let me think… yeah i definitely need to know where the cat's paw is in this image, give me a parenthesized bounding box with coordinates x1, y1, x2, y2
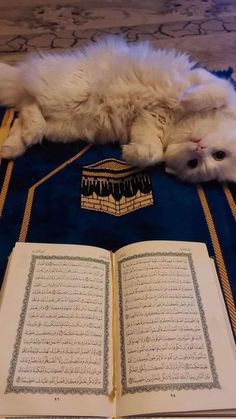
(122, 143, 163, 166)
(179, 87, 203, 112)
(180, 81, 231, 112)
(1, 137, 26, 159)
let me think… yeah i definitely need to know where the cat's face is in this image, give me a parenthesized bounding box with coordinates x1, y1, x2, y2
(164, 111, 236, 182)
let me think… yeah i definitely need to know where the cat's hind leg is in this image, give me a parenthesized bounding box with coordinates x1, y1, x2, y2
(1, 102, 46, 159)
(1, 118, 25, 159)
(20, 102, 46, 147)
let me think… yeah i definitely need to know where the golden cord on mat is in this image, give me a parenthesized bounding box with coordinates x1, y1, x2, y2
(0, 108, 15, 156)
(197, 184, 236, 332)
(19, 144, 92, 242)
(222, 183, 236, 221)
(0, 109, 15, 217)
(0, 161, 14, 217)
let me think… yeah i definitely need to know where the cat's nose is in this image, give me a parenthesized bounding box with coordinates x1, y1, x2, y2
(195, 144, 206, 152)
(194, 139, 206, 152)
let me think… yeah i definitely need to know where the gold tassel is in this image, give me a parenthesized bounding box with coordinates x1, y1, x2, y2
(0, 109, 15, 160)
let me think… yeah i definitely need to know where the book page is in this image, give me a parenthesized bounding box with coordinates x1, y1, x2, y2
(114, 241, 236, 417)
(0, 242, 115, 417)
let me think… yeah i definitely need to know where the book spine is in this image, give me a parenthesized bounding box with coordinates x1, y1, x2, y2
(109, 251, 117, 401)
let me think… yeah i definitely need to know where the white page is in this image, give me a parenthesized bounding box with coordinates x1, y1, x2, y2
(114, 241, 236, 417)
(0, 242, 115, 417)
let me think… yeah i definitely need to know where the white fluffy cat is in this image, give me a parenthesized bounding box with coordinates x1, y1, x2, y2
(0, 37, 236, 182)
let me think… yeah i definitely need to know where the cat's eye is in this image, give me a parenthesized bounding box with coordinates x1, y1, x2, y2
(187, 159, 198, 169)
(212, 151, 226, 161)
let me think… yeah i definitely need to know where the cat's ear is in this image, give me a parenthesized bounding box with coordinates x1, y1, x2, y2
(180, 79, 234, 113)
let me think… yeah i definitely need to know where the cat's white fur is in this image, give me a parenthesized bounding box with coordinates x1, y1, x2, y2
(0, 37, 236, 182)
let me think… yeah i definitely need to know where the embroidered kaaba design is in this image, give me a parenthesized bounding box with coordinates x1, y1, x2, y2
(81, 158, 154, 216)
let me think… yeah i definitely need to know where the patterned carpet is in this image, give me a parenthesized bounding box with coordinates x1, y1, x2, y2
(2, 0, 236, 74)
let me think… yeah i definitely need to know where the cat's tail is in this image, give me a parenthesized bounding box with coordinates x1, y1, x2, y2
(0, 63, 26, 106)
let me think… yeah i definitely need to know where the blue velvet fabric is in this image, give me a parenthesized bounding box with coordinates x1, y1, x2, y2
(0, 69, 235, 314)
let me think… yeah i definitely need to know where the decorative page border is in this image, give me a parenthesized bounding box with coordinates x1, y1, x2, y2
(6, 255, 110, 395)
(117, 252, 220, 395)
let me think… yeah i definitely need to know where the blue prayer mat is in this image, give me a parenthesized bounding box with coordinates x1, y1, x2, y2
(0, 69, 235, 333)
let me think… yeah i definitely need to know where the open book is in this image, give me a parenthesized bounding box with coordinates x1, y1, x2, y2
(0, 241, 235, 417)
